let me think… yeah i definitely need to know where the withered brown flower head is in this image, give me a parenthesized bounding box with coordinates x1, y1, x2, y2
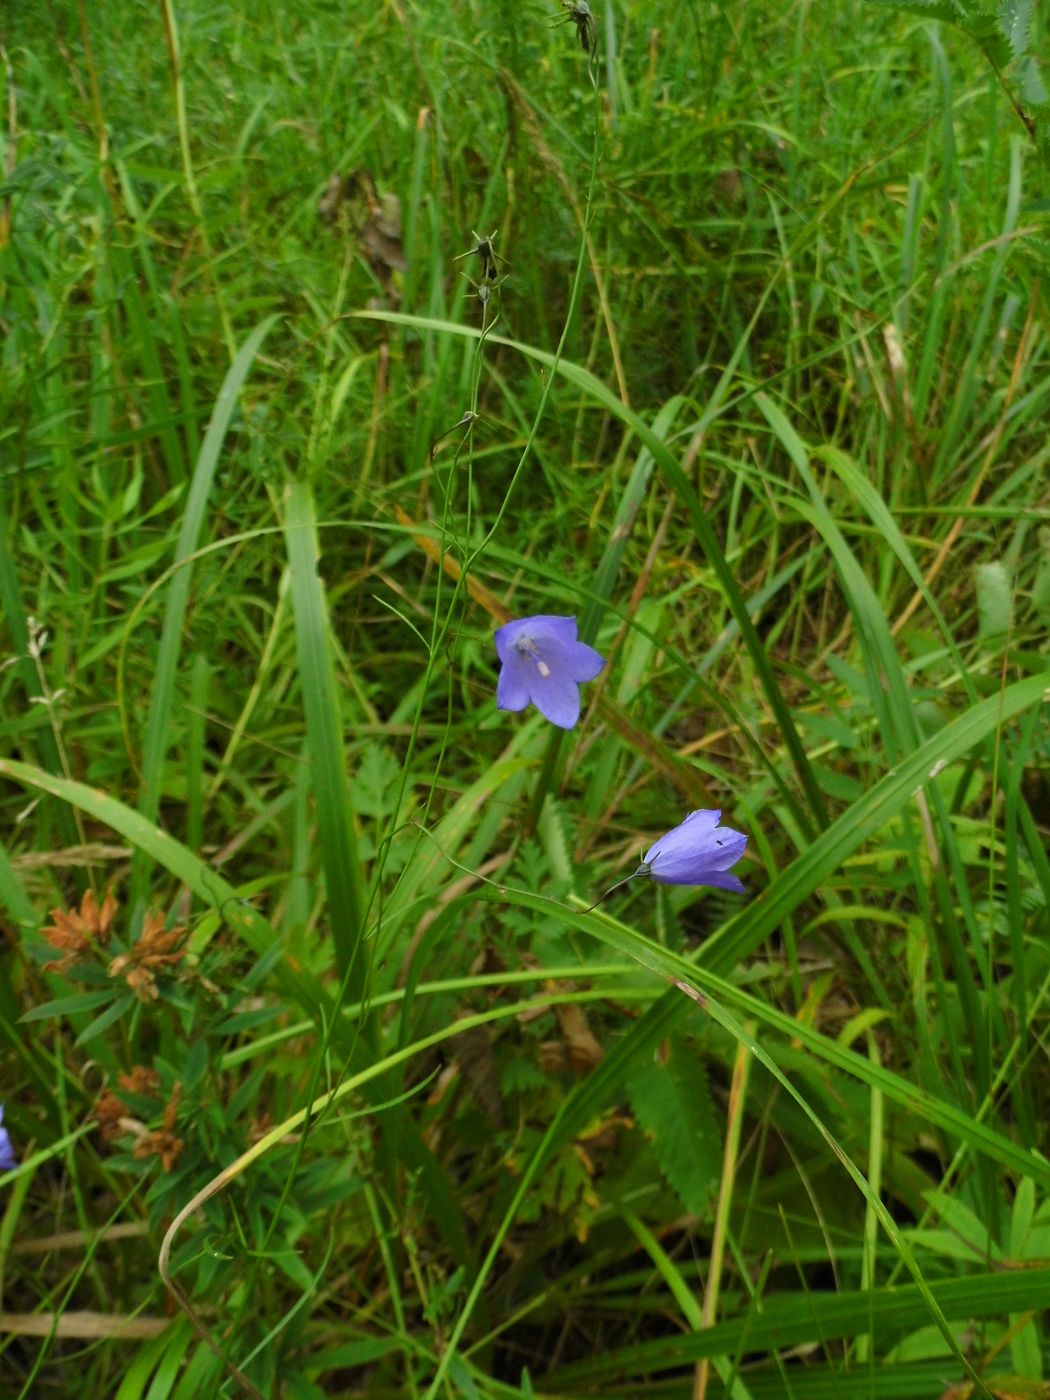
(41, 887, 118, 974)
(93, 1088, 131, 1144)
(118, 1066, 161, 1096)
(108, 910, 187, 1002)
(132, 1083, 183, 1171)
(93, 1075, 183, 1170)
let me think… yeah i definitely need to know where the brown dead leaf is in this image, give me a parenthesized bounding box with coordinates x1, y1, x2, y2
(0, 1310, 169, 1339)
(395, 506, 511, 623)
(249, 1112, 273, 1145)
(14, 844, 129, 870)
(92, 1089, 130, 1144)
(578, 1114, 633, 1150)
(941, 1381, 1050, 1400)
(94, 1068, 176, 1158)
(553, 1000, 605, 1071)
(452, 1023, 504, 1126)
(538, 1040, 569, 1073)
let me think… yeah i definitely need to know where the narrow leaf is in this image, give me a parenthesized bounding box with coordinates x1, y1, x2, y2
(283, 478, 368, 997)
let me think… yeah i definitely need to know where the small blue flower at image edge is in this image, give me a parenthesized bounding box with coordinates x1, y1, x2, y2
(0, 1105, 17, 1173)
(494, 615, 605, 730)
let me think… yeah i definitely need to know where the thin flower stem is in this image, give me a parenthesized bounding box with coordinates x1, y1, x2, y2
(580, 870, 646, 914)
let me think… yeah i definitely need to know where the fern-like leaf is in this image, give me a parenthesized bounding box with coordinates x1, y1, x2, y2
(627, 1036, 723, 1222)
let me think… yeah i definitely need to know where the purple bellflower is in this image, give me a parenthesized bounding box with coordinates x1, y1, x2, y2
(0, 1106, 17, 1174)
(641, 809, 747, 891)
(494, 615, 605, 730)
(585, 809, 747, 912)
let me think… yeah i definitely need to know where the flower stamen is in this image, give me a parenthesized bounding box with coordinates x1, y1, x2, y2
(515, 635, 551, 677)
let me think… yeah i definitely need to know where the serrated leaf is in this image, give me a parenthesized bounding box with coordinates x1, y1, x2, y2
(352, 742, 403, 818)
(626, 1036, 722, 1220)
(538, 796, 573, 885)
(965, 9, 1014, 63)
(864, 0, 1011, 63)
(999, 0, 1032, 58)
(501, 1058, 550, 1096)
(1020, 55, 1050, 112)
(975, 560, 1013, 639)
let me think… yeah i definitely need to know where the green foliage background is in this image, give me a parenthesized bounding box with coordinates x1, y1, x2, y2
(1, 0, 1049, 1397)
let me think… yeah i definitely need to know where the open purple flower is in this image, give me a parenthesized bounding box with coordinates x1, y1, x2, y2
(0, 1106, 17, 1173)
(641, 809, 747, 891)
(494, 615, 605, 730)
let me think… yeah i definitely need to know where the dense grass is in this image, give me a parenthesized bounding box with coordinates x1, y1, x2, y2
(2, 0, 1049, 1397)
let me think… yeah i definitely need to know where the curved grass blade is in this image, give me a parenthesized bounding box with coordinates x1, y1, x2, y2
(488, 882, 1047, 1188)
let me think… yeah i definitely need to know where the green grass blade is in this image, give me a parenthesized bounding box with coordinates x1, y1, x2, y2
(0, 492, 79, 847)
(544, 1266, 1050, 1383)
(494, 881, 1047, 1185)
(283, 478, 369, 1004)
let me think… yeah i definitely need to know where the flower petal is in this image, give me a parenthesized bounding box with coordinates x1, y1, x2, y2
(492, 615, 602, 729)
(529, 669, 581, 729)
(494, 618, 533, 664)
(526, 615, 580, 644)
(643, 809, 721, 866)
(646, 853, 722, 884)
(562, 639, 605, 682)
(496, 654, 531, 711)
(706, 830, 748, 870)
(695, 870, 746, 893)
(643, 810, 747, 889)
(0, 1107, 16, 1173)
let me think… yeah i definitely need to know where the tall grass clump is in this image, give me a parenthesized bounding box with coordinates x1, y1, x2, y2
(1, 0, 1049, 1397)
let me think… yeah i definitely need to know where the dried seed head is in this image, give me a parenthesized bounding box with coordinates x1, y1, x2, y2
(42, 887, 119, 974)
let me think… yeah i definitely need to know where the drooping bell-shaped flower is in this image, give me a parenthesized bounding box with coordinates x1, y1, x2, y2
(494, 615, 605, 730)
(641, 810, 747, 891)
(583, 809, 748, 913)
